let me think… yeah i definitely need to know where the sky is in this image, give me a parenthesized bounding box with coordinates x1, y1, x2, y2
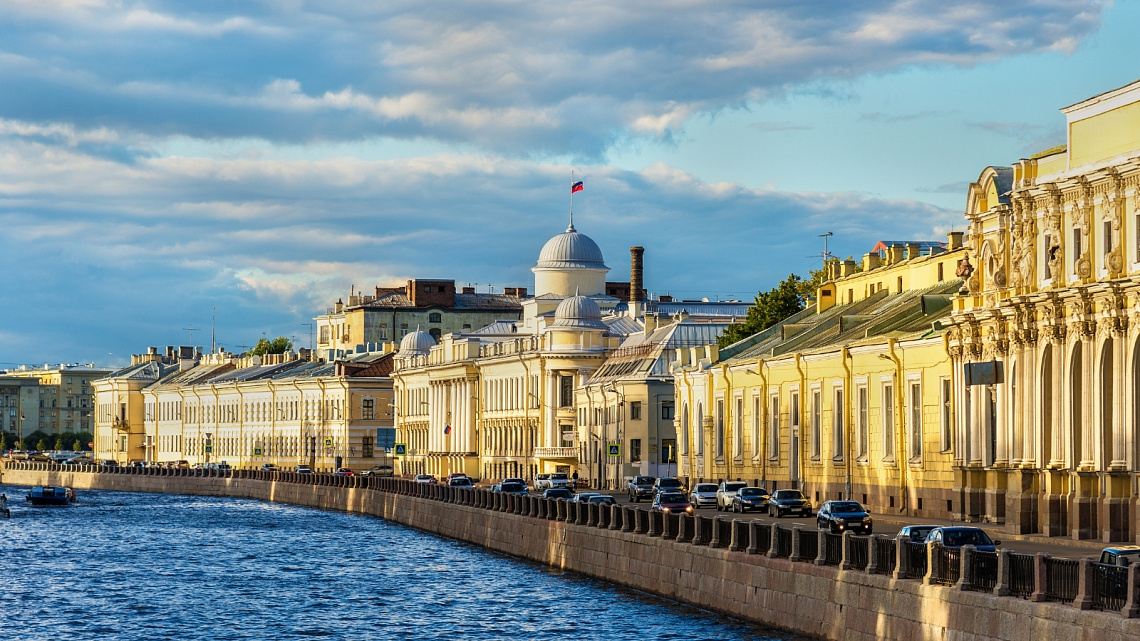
(0, 0, 1135, 367)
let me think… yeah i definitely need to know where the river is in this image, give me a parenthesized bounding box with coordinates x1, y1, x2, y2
(0, 484, 806, 640)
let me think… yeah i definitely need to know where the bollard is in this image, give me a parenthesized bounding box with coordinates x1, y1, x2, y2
(814, 531, 827, 566)
(709, 517, 724, 548)
(866, 535, 882, 574)
(576, 502, 589, 525)
(598, 504, 611, 529)
(587, 503, 599, 527)
(559, 499, 569, 522)
(676, 513, 693, 543)
(609, 504, 622, 530)
(956, 544, 975, 590)
(892, 536, 909, 580)
(536, 497, 547, 519)
(839, 531, 853, 570)
(693, 516, 711, 546)
(648, 511, 663, 537)
(922, 542, 938, 585)
(622, 507, 636, 533)
(565, 501, 576, 523)
(1122, 563, 1140, 618)
(635, 509, 650, 535)
(789, 526, 803, 562)
(746, 521, 762, 555)
(1029, 553, 1050, 601)
(729, 520, 748, 552)
(1073, 557, 1095, 610)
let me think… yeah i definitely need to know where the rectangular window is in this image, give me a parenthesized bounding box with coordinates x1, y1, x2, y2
(857, 386, 868, 459)
(362, 398, 375, 420)
(734, 397, 743, 457)
(1073, 228, 1083, 268)
(660, 401, 674, 420)
(1043, 234, 1052, 280)
(559, 375, 574, 407)
(768, 395, 779, 460)
(811, 389, 821, 460)
(937, 262, 944, 282)
(833, 387, 844, 460)
(909, 381, 923, 460)
(715, 399, 725, 458)
(629, 401, 642, 420)
(940, 378, 952, 452)
(1104, 220, 1113, 256)
(883, 383, 895, 461)
(362, 436, 374, 458)
(629, 438, 642, 463)
(661, 438, 676, 464)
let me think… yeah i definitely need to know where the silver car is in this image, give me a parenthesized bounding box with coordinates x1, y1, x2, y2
(716, 481, 748, 511)
(533, 473, 552, 490)
(688, 483, 718, 508)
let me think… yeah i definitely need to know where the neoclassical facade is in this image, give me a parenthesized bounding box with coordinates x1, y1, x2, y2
(945, 79, 1140, 541)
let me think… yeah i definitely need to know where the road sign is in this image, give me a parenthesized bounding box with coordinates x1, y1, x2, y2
(376, 428, 396, 449)
(204, 445, 213, 454)
(323, 437, 333, 448)
(394, 443, 407, 457)
(608, 443, 621, 457)
(253, 447, 263, 456)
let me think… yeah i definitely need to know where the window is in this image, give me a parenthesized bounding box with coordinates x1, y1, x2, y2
(897, 276, 903, 293)
(1073, 228, 1083, 267)
(768, 395, 779, 459)
(940, 378, 952, 452)
(629, 401, 641, 420)
(833, 387, 844, 459)
(362, 398, 375, 420)
(857, 386, 868, 459)
(429, 328, 442, 340)
(883, 383, 895, 460)
(937, 262, 944, 282)
(909, 381, 922, 460)
(1104, 220, 1113, 257)
(559, 376, 574, 407)
(715, 399, 725, 458)
(733, 397, 743, 457)
(661, 401, 674, 420)
(629, 438, 642, 463)
(661, 438, 676, 463)
(810, 389, 821, 459)
(362, 436, 374, 458)
(679, 404, 688, 455)
(1043, 234, 1053, 280)
(429, 312, 442, 323)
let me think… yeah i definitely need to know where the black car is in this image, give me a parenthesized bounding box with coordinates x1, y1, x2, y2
(627, 476, 656, 502)
(730, 487, 770, 513)
(816, 500, 872, 534)
(653, 477, 684, 495)
(767, 489, 812, 518)
(542, 488, 574, 500)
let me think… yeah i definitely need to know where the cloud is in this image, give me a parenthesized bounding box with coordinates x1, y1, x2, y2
(0, 123, 957, 364)
(0, 1, 1106, 157)
(750, 121, 812, 132)
(918, 181, 971, 194)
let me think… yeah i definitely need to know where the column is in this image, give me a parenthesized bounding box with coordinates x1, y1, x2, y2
(1111, 332, 1126, 469)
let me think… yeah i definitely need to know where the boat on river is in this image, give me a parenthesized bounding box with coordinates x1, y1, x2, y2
(25, 486, 76, 506)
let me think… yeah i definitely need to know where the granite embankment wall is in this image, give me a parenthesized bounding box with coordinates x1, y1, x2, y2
(4, 464, 1139, 641)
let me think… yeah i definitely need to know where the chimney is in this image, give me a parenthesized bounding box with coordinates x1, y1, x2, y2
(905, 243, 921, 260)
(629, 246, 645, 318)
(644, 313, 658, 336)
(888, 245, 905, 265)
(947, 231, 964, 250)
(840, 259, 857, 277)
(462, 286, 475, 294)
(863, 252, 880, 272)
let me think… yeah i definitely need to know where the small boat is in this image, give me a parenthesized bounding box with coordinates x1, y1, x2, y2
(25, 486, 77, 506)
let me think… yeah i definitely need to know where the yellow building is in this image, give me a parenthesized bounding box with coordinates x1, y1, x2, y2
(674, 238, 967, 519)
(94, 348, 393, 470)
(3, 365, 113, 435)
(945, 78, 1140, 541)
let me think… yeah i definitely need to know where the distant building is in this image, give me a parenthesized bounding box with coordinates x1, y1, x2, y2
(0, 376, 40, 438)
(314, 279, 526, 360)
(1, 364, 114, 436)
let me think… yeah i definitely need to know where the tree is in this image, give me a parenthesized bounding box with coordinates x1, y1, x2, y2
(55, 437, 64, 451)
(251, 336, 292, 356)
(0, 433, 6, 451)
(36, 439, 49, 452)
(718, 274, 807, 347)
(73, 439, 83, 452)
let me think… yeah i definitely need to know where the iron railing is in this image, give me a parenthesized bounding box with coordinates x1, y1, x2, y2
(774, 526, 792, 558)
(819, 531, 843, 566)
(1044, 558, 1079, 602)
(970, 551, 998, 591)
(930, 546, 960, 586)
(848, 536, 869, 571)
(904, 541, 927, 580)
(1092, 563, 1129, 612)
(753, 523, 772, 553)
(798, 529, 818, 563)
(873, 537, 896, 575)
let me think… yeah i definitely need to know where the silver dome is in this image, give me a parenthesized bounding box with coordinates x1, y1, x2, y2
(552, 294, 608, 330)
(399, 329, 437, 355)
(536, 224, 607, 269)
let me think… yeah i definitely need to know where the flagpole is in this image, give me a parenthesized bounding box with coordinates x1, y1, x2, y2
(569, 169, 575, 230)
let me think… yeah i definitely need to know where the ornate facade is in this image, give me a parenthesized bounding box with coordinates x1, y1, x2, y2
(946, 78, 1140, 541)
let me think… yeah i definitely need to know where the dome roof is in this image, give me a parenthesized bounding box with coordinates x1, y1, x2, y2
(535, 224, 607, 270)
(552, 294, 608, 330)
(399, 329, 437, 355)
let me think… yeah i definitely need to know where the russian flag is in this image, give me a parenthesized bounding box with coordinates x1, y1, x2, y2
(571, 181, 584, 193)
(444, 424, 451, 435)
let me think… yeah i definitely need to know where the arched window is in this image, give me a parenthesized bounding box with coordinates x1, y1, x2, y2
(1041, 345, 1054, 465)
(429, 312, 442, 323)
(1101, 339, 1115, 466)
(695, 404, 704, 455)
(680, 403, 689, 455)
(1071, 342, 1083, 467)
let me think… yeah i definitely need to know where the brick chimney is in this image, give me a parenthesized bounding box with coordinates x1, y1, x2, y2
(629, 246, 645, 318)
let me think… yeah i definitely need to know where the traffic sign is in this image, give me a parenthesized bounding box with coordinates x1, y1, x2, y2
(608, 443, 621, 457)
(323, 437, 333, 448)
(253, 447, 263, 456)
(394, 443, 407, 456)
(204, 445, 213, 453)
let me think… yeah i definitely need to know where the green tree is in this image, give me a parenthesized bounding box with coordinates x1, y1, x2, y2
(73, 439, 83, 452)
(0, 432, 6, 451)
(36, 439, 49, 451)
(55, 436, 64, 451)
(251, 336, 292, 356)
(719, 273, 807, 347)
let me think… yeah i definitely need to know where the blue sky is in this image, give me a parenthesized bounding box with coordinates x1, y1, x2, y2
(0, 0, 1132, 366)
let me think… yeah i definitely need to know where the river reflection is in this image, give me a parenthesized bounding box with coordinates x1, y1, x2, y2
(0, 485, 807, 640)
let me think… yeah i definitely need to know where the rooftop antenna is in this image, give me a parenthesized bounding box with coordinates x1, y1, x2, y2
(182, 324, 197, 346)
(809, 231, 834, 266)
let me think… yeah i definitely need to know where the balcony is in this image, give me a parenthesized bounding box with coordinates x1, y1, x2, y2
(535, 446, 578, 460)
(112, 417, 130, 432)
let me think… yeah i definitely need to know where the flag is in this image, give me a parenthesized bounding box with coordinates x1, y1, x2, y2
(444, 424, 451, 435)
(571, 181, 584, 193)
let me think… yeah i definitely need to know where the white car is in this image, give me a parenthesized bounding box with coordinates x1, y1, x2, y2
(533, 473, 552, 490)
(716, 481, 748, 511)
(548, 472, 572, 490)
(688, 483, 718, 509)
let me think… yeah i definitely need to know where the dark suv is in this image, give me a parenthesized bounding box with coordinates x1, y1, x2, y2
(627, 476, 656, 502)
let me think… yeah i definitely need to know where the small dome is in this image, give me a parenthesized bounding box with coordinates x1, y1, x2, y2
(399, 329, 437, 355)
(552, 294, 608, 330)
(536, 224, 606, 269)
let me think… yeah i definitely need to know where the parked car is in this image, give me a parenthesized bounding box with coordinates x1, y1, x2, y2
(586, 495, 616, 507)
(767, 489, 812, 518)
(716, 481, 748, 511)
(651, 491, 693, 514)
(688, 483, 719, 509)
(260, 463, 280, 471)
(333, 467, 354, 476)
(627, 476, 656, 502)
(295, 464, 313, 474)
(731, 487, 770, 513)
(571, 492, 603, 503)
(1100, 546, 1140, 566)
(653, 477, 684, 496)
(816, 500, 872, 534)
(542, 488, 574, 500)
(925, 526, 999, 552)
(498, 481, 528, 495)
(360, 463, 396, 474)
(215, 462, 232, 472)
(413, 474, 437, 484)
(448, 477, 473, 488)
(896, 525, 939, 543)
(174, 460, 190, 469)
(503, 477, 528, 491)
(533, 473, 552, 490)
(548, 472, 573, 490)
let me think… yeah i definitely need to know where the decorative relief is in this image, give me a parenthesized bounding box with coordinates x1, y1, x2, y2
(1009, 199, 1036, 289)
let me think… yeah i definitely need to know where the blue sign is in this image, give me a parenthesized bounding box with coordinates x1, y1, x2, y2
(376, 428, 396, 449)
